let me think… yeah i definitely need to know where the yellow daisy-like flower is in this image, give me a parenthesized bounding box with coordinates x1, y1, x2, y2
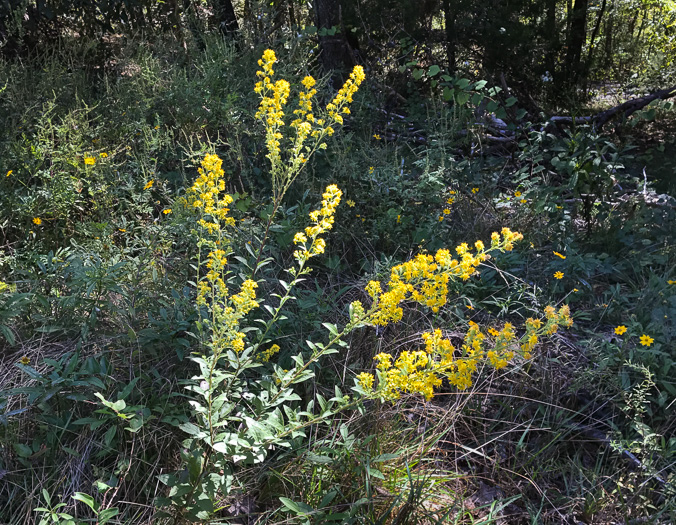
(443, 208, 451, 215)
(6, 170, 12, 177)
(84, 156, 96, 165)
(19, 356, 30, 365)
(373, 134, 381, 140)
(32, 217, 42, 225)
(614, 325, 627, 335)
(163, 209, 172, 215)
(99, 152, 108, 158)
(346, 199, 356, 207)
(144, 179, 154, 190)
(639, 334, 654, 347)
(554, 271, 564, 279)
(514, 191, 522, 197)
(553, 251, 566, 259)
(471, 187, 479, 194)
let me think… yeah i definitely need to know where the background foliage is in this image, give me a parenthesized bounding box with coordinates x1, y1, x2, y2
(0, 1, 675, 524)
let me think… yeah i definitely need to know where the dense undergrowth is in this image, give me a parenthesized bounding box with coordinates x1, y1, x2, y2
(0, 33, 675, 524)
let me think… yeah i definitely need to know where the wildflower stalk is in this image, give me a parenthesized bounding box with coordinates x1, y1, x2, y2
(250, 49, 365, 276)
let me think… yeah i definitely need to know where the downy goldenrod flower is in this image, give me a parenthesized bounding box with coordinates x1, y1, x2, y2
(639, 334, 654, 347)
(254, 49, 364, 200)
(554, 271, 564, 279)
(144, 179, 154, 190)
(293, 185, 342, 264)
(84, 156, 96, 165)
(614, 325, 627, 335)
(32, 217, 42, 225)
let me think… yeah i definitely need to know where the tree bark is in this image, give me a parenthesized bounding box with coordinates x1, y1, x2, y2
(565, 0, 589, 87)
(443, 0, 456, 74)
(313, 0, 355, 84)
(213, 0, 240, 38)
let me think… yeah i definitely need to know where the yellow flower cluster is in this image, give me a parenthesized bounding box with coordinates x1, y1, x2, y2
(259, 344, 281, 362)
(362, 228, 523, 325)
(253, 49, 364, 200)
(188, 154, 236, 234)
(198, 248, 259, 354)
(325, 65, 366, 127)
(293, 185, 342, 264)
(358, 305, 573, 401)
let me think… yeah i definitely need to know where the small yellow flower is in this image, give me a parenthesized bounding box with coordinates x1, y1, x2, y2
(373, 134, 381, 140)
(520, 199, 528, 203)
(19, 356, 30, 365)
(639, 334, 654, 347)
(471, 187, 479, 194)
(443, 208, 451, 215)
(32, 217, 42, 225)
(118, 228, 126, 232)
(163, 209, 172, 215)
(614, 325, 627, 335)
(99, 152, 108, 158)
(447, 197, 455, 204)
(84, 156, 96, 165)
(553, 251, 566, 259)
(573, 288, 579, 292)
(514, 191, 522, 197)
(449, 190, 457, 195)
(6, 170, 12, 177)
(346, 199, 355, 207)
(554, 271, 564, 280)
(438, 215, 444, 222)
(396, 214, 401, 223)
(368, 166, 374, 174)
(668, 280, 676, 285)
(144, 179, 154, 190)
(155, 125, 160, 129)
(466, 304, 474, 310)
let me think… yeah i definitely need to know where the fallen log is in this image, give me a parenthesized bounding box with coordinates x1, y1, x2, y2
(548, 85, 676, 130)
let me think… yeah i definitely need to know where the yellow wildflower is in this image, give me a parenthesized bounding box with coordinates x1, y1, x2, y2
(553, 251, 566, 259)
(32, 217, 42, 225)
(163, 209, 172, 215)
(346, 199, 356, 207)
(144, 179, 154, 190)
(20, 356, 30, 365)
(514, 191, 522, 197)
(554, 271, 564, 279)
(639, 334, 654, 347)
(614, 325, 627, 335)
(99, 152, 108, 158)
(84, 156, 96, 165)
(471, 187, 479, 194)
(6, 170, 12, 177)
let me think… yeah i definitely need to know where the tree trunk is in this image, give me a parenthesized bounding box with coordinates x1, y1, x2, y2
(585, 0, 607, 78)
(565, 0, 589, 87)
(313, 0, 355, 84)
(213, 0, 240, 38)
(443, 0, 456, 74)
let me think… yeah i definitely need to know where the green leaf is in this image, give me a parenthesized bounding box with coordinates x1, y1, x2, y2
(73, 492, 99, 512)
(428, 65, 441, 77)
(13, 443, 33, 458)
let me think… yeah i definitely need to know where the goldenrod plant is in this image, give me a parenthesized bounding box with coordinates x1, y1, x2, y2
(160, 50, 574, 521)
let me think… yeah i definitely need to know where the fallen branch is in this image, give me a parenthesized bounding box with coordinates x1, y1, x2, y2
(548, 85, 676, 130)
